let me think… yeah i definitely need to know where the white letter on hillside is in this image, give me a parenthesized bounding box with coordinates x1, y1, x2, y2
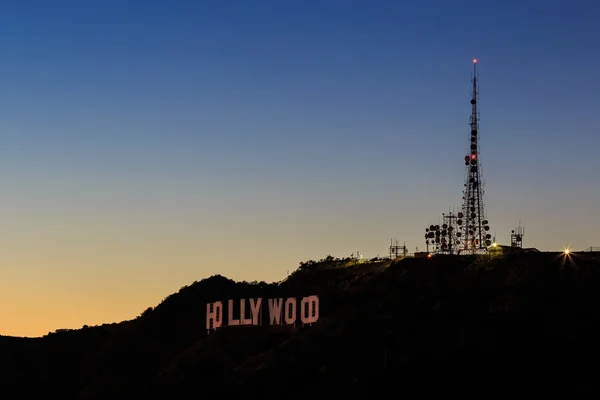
(300, 295, 319, 325)
(250, 298, 262, 325)
(228, 299, 240, 326)
(206, 301, 223, 330)
(240, 299, 253, 325)
(284, 298, 297, 325)
(268, 298, 283, 325)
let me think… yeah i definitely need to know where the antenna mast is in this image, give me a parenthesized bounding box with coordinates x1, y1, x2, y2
(510, 222, 524, 248)
(458, 59, 491, 253)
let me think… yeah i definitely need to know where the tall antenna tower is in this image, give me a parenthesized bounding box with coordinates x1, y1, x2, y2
(458, 59, 491, 253)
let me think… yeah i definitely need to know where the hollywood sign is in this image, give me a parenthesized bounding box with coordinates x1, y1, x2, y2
(206, 295, 319, 331)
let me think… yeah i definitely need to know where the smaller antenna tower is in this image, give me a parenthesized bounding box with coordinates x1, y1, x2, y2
(389, 238, 407, 259)
(424, 209, 462, 254)
(510, 223, 524, 248)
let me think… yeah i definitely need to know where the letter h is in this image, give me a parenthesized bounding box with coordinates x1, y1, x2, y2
(206, 301, 223, 331)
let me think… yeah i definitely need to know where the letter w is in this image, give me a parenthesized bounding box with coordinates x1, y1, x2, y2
(268, 298, 283, 325)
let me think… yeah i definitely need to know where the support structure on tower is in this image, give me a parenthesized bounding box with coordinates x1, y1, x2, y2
(457, 59, 491, 254)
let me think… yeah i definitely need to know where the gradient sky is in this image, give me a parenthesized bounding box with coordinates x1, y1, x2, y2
(1, 0, 599, 337)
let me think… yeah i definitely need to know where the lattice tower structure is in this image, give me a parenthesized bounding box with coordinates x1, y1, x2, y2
(458, 59, 491, 253)
(425, 210, 461, 254)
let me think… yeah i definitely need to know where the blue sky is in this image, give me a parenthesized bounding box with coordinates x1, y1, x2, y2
(1, 0, 599, 336)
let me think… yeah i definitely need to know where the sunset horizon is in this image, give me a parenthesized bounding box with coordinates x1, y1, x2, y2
(2, 0, 599, 338)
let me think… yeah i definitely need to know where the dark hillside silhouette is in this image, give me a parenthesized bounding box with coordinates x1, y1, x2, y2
(3, 252, 600, 398)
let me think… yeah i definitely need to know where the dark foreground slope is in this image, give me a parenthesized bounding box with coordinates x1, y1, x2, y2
(2, 252, 600, 398)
